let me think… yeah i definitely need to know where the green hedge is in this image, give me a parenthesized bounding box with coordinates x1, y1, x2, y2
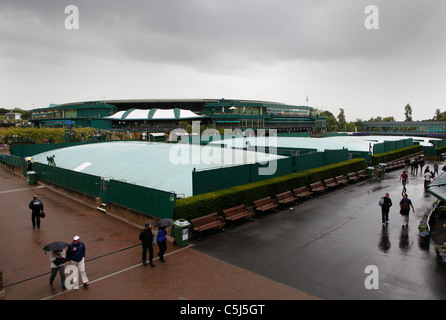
(371, 145, 422, 165)
(174, 158, 366, 221)
(437, 145, 446, 155)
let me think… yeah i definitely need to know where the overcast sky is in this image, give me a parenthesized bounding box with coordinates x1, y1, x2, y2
(1, 0, 445, 121)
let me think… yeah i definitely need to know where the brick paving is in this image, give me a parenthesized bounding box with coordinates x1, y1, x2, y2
(0, 166, 319, 300)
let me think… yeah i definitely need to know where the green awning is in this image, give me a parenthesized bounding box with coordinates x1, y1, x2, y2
(427, 172, 446, 201)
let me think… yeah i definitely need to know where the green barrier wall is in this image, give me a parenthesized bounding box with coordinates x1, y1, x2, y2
(192, 149, 350, 196)
(107, 180, 176, 219)
(0, 154, 176, 219)
(0, 154, 26, 167)
(33, 162, 101, 197)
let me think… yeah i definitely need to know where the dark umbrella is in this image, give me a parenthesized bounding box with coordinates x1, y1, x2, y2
(42, 241, 69, 252)
(156, 218, 174, 228)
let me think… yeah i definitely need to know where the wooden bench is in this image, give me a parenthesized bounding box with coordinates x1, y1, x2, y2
(310, 181, 327, 194)
(254, 197, 278, 218)
(357, 170, 368, 179)
(335, 175, 349, 186)
(323, 177, 339, 189)
(191, 212, 226, 240)
(347, 172, 360, 182)
(292, 186, 313, 201)
(276, 191, 297, 206)
(223, 204, 254, 228)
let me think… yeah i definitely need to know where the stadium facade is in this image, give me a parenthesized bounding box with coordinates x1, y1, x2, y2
(30, 98, 326, 133)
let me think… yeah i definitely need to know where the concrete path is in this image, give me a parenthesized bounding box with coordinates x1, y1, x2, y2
(191, 162, 446, 300)
(0, 166, 317, 301)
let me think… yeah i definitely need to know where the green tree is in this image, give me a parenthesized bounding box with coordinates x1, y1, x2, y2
(354, 118, 364, 132)
(337, 108, 346, 131)
(320, 110, 338, 132)
(404, 104, 412, 121)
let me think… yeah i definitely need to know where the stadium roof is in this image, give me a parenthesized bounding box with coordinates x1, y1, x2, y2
(104, 108, 206, 121)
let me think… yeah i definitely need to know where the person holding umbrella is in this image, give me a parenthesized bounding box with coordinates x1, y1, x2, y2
(154, 219, 173, 263)
(43, 241, 69, 289)
(50, 249, 66, 288)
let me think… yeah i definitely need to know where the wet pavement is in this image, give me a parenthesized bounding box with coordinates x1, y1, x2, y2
(0, 166, 317, 301)
(1, 160, 445, 301)
(191, 162, 446, 300)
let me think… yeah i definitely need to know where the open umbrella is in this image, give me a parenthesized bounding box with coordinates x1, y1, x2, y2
(42, 241, 69, 253)
(156, 218, 174, 228)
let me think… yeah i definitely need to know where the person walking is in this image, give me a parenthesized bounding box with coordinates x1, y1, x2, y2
(434, 162, 439, 177)
(399, 170, 408, 193)
(424, 170, 433, 189)
(139, 222, 155, 267)
(67, 235, 89, 288)
(419, 158, 425, 174)
(379, 193, 392, 225)
(155, 226, 168, 263)
(399, 193, 415, 228)
(29, 194, 44, 229)
(413, 159, 419, 175)
(49, 249, 66, 289)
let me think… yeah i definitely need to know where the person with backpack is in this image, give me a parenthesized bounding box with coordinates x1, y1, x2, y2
(399, 193, 415, 227)
(379, 193, 392, 225)
(29, 194, 44, 229)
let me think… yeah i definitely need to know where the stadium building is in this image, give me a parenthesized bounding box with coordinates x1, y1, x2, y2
(30, 99, 326, 133)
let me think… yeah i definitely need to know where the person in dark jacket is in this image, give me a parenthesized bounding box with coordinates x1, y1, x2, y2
(379, 193, 392, 225)
(139, 222, 155, 267)
(399, 193, 415, 227)
(29, 194, 44, 229)
(67, 235, 89, 288)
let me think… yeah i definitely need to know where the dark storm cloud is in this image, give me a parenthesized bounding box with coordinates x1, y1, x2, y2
(2, 0, 444, 70)
(1, 0, 445, 119)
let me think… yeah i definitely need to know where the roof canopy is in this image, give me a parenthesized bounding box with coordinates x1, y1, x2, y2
(104, 108, 206, 121)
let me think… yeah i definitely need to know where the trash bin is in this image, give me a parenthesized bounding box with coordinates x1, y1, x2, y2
(366, 166, 374, 178)
(441, 153, 445, 161)
(172, 219, 191, 247)
(378, 163, 386, 172)
(27, 171, 37, 185)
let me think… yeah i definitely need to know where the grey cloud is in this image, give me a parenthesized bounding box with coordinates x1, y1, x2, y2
(2, 0, 445, 71)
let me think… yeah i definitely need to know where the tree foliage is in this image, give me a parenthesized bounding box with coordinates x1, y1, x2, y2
(0, 127, 116, 144)
(404, 104, 413, 121)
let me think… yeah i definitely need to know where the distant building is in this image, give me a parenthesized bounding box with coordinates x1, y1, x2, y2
(5, 112, 21, 120)
(363, 121, 446, 138)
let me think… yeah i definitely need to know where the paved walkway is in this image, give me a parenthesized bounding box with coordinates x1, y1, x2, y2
(0, 166, 318, 301)
(192, 161, 446, 300)
(2, 160, 445, 302)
